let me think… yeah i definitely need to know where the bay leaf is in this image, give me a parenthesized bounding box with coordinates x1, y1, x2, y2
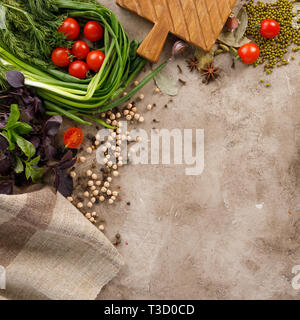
(218, 7, 251, 48)
(154, 71, 178, 96)
(235, 7, 248, 42)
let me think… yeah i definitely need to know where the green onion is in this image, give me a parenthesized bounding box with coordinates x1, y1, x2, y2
(0, 0, 167, 127)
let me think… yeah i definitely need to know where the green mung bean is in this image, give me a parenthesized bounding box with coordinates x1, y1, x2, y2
(245, 0, 300, 73)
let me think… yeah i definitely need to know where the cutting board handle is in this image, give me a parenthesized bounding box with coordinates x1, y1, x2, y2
(137, 18, 169, 63)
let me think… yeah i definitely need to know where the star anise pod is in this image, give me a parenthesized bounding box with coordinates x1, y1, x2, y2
(201, 63, 220, 84)
(186, 57, 199, 72)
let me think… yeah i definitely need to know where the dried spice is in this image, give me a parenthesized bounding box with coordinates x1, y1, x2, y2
(218, 7, 251, 48)
(186, 57, 199, 72)
(245, 0, 300, 73)
(177, 65, 183, 73)
(178, 78, 187, 85)
(201, 63, 220, 84)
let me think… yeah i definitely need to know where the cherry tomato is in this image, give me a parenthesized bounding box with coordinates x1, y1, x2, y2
(72, 40, 90, 59)
(86, 50, 105, 72)
(58, 17, 80, 41)
(51, 47, 71, 67)
(238, 43, 260, 64)
(260, 19, 280, 39)
(68, 60, 89, 79)
(84, 21, 103, 42)
(63, 127, 84, 149)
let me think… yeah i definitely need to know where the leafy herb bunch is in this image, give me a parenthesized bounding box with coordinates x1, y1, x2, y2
(0, 71, 75, 195)
(0, 0, 166, 125)
(0, 0, 70, 70)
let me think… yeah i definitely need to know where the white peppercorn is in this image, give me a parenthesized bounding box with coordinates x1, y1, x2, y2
(70, 171, 76, 178)
(87, 202, 93, 208)
(86, 170, 92, 177)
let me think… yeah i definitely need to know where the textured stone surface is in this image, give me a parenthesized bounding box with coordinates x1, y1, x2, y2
(97, 0, 300, 300)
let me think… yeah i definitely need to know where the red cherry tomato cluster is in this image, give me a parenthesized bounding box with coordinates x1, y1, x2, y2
(51, 18, 105, 79)
(238, 19, 280, 65)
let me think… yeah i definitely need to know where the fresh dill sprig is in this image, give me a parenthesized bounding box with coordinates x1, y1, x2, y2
(23, 0, 60, 21)
(0, 61, 14, 89)
(0, 0, 70, 68)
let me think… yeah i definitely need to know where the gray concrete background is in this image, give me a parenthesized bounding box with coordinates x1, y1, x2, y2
(96, 0, 300, 299)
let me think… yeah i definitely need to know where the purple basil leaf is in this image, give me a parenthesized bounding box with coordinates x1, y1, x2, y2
(13, 88, 23, 96)
(33, 97, 44, 114)
(0, 135, 8, 150)
(0, 150, 14, 175)
(22, 95, 34, 105)
(0, 182, 13, 195)
(30, 136, 40, 149)
(55, 170, 73, 197)
(6, 71, 25, 89)
(43, 136, 57, 161)
(60, 150, 73, 163)
(44, 115, 63, 137)
(44, 144, 57, 161)
(58, 158, 77, 170)
(0, 113, 9, 129)
(24, 105, 35, 121)
(0, 136, 14, 175)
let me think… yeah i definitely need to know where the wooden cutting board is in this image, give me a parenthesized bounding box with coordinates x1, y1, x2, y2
(116, 0, 237, 62)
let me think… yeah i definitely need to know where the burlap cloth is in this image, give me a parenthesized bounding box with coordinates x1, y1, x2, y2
(0, 187, 124, 300)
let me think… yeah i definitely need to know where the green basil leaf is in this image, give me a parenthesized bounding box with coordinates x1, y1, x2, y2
(12, 122, 32, 135)
(29, 155, 40, 166)
(2, 130, 16, 151)
(30, 167, 43, 183)
(25, 162, 43, 183)
(6, 104, 20, 129)
(15, 135, 36, 159)
(25, 164, 32, 180)
(14, 156, 24, 174)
